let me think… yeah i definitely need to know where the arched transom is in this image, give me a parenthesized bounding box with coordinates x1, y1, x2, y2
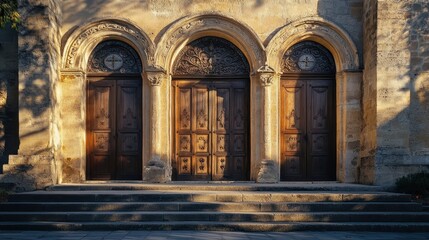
(173, 37, 250, 76)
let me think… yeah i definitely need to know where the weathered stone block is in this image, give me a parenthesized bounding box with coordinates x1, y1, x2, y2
(256, 160, 279, 183)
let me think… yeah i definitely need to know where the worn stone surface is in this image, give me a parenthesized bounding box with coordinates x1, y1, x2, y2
(361, 0, 429, 186)
(0, 0, 62, 188)
(257, 160, 279, 183)
(1, 0, 429, 189)
(143, 157, 168, 183)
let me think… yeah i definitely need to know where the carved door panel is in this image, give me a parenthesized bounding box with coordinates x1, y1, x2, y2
(87, 78, 142, 180)
(280, 79, 334, 181)
(174, 80, 249, 181)
(116, 80, 142, 179)
(281, 80, 307, 180)
(307, 80, 335, 180)
(87, 80, 115, 180)
(212, 81, 248, 180)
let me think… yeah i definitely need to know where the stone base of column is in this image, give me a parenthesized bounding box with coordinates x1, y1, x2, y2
(256, 159, 279, 183)
(0, 155, 55, 191)
(143, 156, 169, 183)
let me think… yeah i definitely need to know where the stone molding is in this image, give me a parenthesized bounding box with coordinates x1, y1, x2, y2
(145, 68, 167, 86)
(266, 17, 360, 72)
(155, 13, 266, 73)
(255, 64, 276, 87)
(62, 17, 155, 70)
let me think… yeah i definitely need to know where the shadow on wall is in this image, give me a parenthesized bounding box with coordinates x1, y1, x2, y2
(363, 1, 428, 185)
(0, 25, 19, 174)
(0, 0, 62, 191)
(375, 1, 429, 185)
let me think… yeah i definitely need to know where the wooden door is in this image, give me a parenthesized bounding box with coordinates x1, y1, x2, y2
(87, 78, 142, 180)
(173, 79, 249, 181)
(281, 78, 335, 181)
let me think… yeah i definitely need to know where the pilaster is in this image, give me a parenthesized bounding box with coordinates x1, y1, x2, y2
(144, 68, 170, 182)
(255, 65, 279, 183)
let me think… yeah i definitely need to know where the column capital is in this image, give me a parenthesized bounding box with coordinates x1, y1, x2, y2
(255, 64, 276, 87)
(145, 67, 167, 86)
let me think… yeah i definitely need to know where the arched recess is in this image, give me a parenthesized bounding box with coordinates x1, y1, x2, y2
(267, 17, 362, 183)
(62, 18, 155, 70)
(155, 13, 265, 73)
(266, 17, 359, 73)
(58, 18, 154, 183)
(152, 13, 269, 181)
(86, 40, 143, 180)
(171, 36, 251, 181)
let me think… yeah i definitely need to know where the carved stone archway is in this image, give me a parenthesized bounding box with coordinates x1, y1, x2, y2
(267, 17, 362, 183)
(155, 13, 265, 73)
(59, 18, 155, 183)
(266, 17, 359, 72)
(151, 14, 276, 182)
(62, 18, 154, 70)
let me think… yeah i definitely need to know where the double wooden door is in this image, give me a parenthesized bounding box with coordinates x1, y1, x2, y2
(173, 79, 249, 181)
(87, 78, 142, 180)
(280, 77, 335, 181)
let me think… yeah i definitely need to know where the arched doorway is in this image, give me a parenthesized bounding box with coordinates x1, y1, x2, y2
(280, 41, 336, 181)
(172, 37, 250, 181)
(86, 40, 143, 180)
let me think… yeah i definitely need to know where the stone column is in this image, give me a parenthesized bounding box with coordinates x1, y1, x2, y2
(255, 65, 279, 183)
(144, 69, 169, 182)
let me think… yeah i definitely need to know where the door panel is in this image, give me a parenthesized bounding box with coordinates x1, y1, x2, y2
(174, 79, 249, 181)
(281, 80, 306, 180)
(88, 82, 115, 180)
(307, 80, 334, 180)
(281, 78, 335, 181)
(87, 78, 142, 180)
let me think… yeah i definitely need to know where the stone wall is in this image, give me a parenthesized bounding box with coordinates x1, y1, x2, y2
(14, 0, 429, 188)
(361, 0, 429, 186)
(360, 0, 377, 184)
(0, 0, 62, 191)
(60, 0, 364, 64)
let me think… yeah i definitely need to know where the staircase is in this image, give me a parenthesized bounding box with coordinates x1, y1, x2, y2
(0, 183, 428, 231)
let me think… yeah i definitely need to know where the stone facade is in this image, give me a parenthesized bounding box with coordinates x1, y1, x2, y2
(0, 0, 428, 190)
(361, 0, 429, 186)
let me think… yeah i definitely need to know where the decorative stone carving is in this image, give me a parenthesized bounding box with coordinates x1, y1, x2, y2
(88, 41, 142, 73)
(146, 68, 166, 86)
(173, 37, 249, 76)
(256, 64, 276, 86)
(267, 17, 359, 71)
(156, 14, 266, 71)
(282, 41, 335, 74)
(64, 19, 153, 69)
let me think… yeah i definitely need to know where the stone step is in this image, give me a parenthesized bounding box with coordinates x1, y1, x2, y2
(0, 201, 422, 212)
(8, 191, 411, 203)
(0, 221, 428, 232)
(1, 211, 429, 223)
(47, 183, 385, 192)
